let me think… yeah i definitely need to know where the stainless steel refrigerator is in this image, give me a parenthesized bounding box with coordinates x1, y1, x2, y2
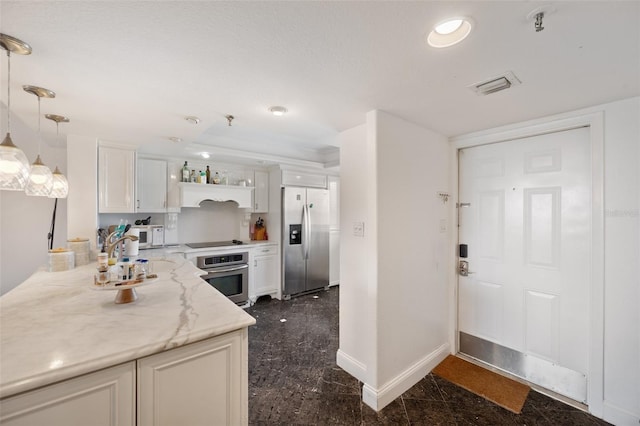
(282, 187, 330, 298)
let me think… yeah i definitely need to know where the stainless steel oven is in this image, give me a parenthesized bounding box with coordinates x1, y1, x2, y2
(196, 251, 249, 304)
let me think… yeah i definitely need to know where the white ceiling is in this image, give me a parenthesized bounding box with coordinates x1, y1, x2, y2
(1, 1, 639, 167)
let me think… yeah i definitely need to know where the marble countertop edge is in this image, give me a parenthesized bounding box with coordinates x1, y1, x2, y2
(0, 254, 256, 399)
(0, 315, 255, 399)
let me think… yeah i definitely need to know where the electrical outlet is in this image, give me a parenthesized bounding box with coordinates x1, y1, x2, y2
(353, 222, 364, 237)
(439, 219, 447, 233)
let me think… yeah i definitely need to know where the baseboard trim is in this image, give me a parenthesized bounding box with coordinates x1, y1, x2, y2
(336, 349, 367, 383)
(362, 343, 450, 411)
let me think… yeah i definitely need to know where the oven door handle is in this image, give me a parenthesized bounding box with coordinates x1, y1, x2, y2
(204, 264, 249, 274)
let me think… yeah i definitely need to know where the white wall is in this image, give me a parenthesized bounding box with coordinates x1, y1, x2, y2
(67, 135, 98, 252)
(375, 110, 450, 388)
(337, 123, 372, 383)
(177, 201, 244, 243)
(0, 108, 68, 294)
(338, 111, 450, 411)
(599, 97, 639, 424)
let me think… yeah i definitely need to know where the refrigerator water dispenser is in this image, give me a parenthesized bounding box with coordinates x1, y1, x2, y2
(289, 224, 302, 245)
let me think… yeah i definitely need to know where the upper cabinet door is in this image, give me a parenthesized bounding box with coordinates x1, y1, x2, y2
(253, 170, 269, 213)
(166, 162, 181, 213)
(137, 158, 167, 213)
(98, 146, 136, 213)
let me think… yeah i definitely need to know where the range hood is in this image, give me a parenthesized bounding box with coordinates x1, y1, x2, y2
(178, 182, 253, 209)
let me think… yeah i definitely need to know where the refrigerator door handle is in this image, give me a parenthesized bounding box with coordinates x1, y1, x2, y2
(301, 203, 308, 259)
(303, 203, 311, 260)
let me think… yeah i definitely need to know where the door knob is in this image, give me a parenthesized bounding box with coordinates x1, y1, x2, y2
(459, 260, 474, 276)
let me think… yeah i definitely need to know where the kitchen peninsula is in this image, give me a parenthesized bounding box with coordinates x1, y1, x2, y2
(0, 255, 255, 425)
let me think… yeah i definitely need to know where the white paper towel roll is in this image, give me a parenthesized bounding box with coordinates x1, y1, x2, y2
(124, 228, 140, 256)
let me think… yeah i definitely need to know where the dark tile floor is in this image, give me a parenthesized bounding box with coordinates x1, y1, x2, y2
(246, 287, 610, 425)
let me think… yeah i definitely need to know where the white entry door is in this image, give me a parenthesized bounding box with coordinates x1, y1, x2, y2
(458, 127, 591, 403)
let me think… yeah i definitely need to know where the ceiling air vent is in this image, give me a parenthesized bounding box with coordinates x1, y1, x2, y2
(468, 71, 521, 96)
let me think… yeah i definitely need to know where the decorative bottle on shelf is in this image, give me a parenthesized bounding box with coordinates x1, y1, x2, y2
(206, 166, 211, 184)
(212, 172, 221, 184)
(190, 170, 196, 183)
(182, 161, 190, 182)
(200, 170, 206, 184)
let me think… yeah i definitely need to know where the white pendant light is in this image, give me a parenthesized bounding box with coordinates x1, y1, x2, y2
(0, 33, 32, 191)
(49, 166, 68, 198)
(24, 85, 55, 197)
(45, 114, 70, 199)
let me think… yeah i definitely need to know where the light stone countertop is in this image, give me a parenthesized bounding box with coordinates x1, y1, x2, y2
(0, 254, 256, 399)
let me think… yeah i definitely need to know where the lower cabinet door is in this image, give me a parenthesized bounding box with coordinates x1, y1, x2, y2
(137, 330, 247, 426)
(254, 254, 279, 296)
(0, 362, 135, 426)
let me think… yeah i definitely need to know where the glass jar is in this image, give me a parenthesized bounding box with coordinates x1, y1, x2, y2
(135, 259, 150, 278)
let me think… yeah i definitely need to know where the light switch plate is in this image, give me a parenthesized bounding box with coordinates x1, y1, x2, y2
(353, 222, 364, 237)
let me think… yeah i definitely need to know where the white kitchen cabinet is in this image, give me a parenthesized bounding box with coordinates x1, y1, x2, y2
(0, 330, 249, 426)
(138, 330, 248, 426)
(137, 158, 167, 212)
(281, 169, 327, 188)
(0, 362, 135, 426)
(98, 145, 136, 213)
(253, 170, 269, 212)
(251, 244, 279, 301)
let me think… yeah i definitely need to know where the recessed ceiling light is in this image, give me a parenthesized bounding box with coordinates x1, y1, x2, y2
(185, 116, 200, 124)
(269, 106, 288, 116)
(435, 19, 463, 35)
(201, 152, 210, 159)
(169, 137, 182, 143)
(427, 17, 472, 48)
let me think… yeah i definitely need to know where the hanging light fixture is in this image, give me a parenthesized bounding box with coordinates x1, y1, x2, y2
(0, 33, 32, 191)
(23, 85, 55, 196)
(45, 114, 70, 198)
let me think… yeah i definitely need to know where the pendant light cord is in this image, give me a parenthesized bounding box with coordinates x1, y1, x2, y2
(37, 95, 41, 155)
(48, 198, 58, 250)
(6, 51, 10, 134)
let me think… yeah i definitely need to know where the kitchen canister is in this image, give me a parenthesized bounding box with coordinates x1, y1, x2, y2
(48, 249, 75, 272)
(124, 228, 140, 257)
(67, 238, 90, 266)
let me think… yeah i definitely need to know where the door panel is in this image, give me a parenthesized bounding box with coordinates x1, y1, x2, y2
(478, 190, 504, 261)
(458, 126, 591, 402)
(525, 290, 559, 362)
(475, 280, 504, 342)
(524, 187, 561, 268)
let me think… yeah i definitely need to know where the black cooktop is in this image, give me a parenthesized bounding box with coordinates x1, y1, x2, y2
(186, 240, 245, 249)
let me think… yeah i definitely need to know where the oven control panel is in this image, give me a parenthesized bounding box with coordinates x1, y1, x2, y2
(196, 252, 248, 269)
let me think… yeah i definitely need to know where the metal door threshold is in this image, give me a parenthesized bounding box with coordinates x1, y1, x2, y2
(458, 332, 588, 409)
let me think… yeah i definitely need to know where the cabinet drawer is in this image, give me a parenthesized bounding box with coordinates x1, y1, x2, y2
(254, 245, 278, 256)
